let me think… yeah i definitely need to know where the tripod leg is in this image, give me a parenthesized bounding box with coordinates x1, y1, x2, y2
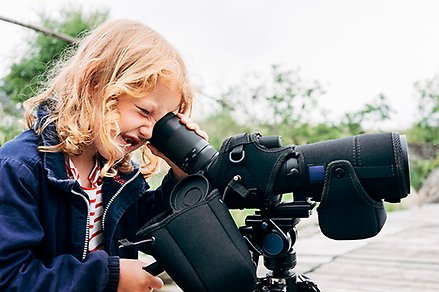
(296, 274, 320, 292)
(285, 274, 298, 292)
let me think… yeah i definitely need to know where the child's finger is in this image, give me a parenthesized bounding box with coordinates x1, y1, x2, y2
(176, 113, 190, 124)
(176, 113, 208, 141)
(195, 129, 209, 141)
(144, 273, 164, 290)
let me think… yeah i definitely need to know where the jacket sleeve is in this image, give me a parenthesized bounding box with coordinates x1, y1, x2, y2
(0, 158, 119, 292)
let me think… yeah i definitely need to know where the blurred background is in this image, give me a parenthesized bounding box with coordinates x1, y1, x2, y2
(1, 0, 438, 203)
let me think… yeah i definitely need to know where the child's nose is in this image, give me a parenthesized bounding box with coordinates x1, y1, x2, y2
(139, 124, 153, 140)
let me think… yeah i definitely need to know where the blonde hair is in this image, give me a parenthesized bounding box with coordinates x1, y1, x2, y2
(24, 19, 193, 178)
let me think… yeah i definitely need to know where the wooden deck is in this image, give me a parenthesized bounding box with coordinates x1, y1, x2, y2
(157, 203, 439, 291)
(295, 203, 439, 292)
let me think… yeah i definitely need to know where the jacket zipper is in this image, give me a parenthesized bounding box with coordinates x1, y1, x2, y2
(72, 189, 91, 261)
(102, 169, 141, 232)
(71, 169, 141, 260)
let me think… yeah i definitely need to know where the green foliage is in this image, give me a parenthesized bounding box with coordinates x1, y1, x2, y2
(0, 8, 108, 105)
(201, 65, 394, 148)
(0, 7, 108, 145)
(0, 121, 23, 146)
(0, 91, 25, 145)
(405, 124, 439, 145)
(414, 74, 439, 128)
(411, 74, 439, 144)
(216, 65, 325, 128)
(276, 122, 344, 145)
(408, 152, 439, 190)
(340, 94, 392, 135)
(199, 111, 253, 149)
(404, 75, 439, 191)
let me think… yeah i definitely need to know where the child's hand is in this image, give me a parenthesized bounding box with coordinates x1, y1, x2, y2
(118, 259, 163, 292)
(176, 113, 209, 141)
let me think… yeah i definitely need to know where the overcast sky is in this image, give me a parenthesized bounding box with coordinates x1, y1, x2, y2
(1, 0, 439, 129)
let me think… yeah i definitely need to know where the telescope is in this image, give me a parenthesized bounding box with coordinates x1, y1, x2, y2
(149, 112, 409, 208)
(136, 112, 410, 292)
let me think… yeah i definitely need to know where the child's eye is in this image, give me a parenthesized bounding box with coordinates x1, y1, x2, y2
(137, 107, 151, 117)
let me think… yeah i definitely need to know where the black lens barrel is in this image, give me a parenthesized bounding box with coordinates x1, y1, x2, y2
(295, 132, 410, 202)
(149, 113, 218, 174)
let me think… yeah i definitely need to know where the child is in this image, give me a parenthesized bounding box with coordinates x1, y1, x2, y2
(0, 19, 206, 291)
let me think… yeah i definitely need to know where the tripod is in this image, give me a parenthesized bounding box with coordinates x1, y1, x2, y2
(240, 199, 320, 292)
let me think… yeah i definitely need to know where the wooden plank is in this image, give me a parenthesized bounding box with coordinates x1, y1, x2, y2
(300, 215, 439, 292)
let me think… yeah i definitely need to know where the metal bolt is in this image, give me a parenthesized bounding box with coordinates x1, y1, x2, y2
(334, 167, 346, 178)
(289, 168, 299, 178)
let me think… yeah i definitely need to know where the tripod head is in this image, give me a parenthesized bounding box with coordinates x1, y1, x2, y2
(242, 200, 314, 260)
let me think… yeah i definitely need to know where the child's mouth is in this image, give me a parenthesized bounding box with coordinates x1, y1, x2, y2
(120, 134, 140, 149)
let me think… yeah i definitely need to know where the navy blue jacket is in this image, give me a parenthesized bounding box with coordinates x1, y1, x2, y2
(0, 127, 175, 291)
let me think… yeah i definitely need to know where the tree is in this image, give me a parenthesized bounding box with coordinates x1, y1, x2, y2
(217, 65, 324, 126)
(206, 65, 327, 145)
(411, 74, 439, 144)
(200, 65, 393, 147)
(415, 74, 439, 128)
(340, 94, 392, 135)
(0, 8, 107, 145)
(404, 74, 439, 190)
(0, 91, 23, 145)
(0, 8, 108, 107)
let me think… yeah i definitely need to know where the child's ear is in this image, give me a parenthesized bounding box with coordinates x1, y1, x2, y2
(81, 58, 102, 94)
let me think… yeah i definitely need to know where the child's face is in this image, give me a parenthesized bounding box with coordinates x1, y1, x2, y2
(96, 79, 182, 161)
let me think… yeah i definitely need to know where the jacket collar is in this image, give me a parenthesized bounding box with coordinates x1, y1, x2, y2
(34, 105, 74, 191)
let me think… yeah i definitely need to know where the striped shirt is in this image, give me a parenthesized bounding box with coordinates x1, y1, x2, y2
(67, 158, 104, 252)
